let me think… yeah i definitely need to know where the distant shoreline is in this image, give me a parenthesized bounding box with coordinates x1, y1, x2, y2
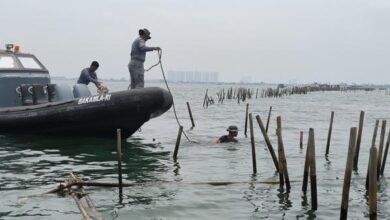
(50, 76, 390, 89)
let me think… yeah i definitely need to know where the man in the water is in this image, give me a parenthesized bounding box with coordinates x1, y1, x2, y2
(77, 61, 102, 89)
(216, 125, 238, 143)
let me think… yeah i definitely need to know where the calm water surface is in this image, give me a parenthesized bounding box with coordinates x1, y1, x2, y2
(1, 81, 390, 219)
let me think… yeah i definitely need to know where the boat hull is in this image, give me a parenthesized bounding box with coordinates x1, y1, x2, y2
(0, 87, 172, 139)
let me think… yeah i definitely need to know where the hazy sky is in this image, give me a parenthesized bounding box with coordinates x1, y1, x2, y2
(1, 0, 390, 83)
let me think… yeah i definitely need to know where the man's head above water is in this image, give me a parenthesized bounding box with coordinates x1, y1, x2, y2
(227, 125, 238, 137)
(215, 125, 239, 144)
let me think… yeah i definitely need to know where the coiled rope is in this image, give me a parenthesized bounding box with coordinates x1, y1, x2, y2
(144, 50, 194, 143)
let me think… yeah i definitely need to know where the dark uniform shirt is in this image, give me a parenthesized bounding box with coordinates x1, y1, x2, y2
(77, 68, 98, 85)
(218, 135, 238, 143)
(130, 37, 154, 62)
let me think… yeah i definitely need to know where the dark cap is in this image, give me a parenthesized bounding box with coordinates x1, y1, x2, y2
(139, 28, 151, 39)
(227, 125, 238, 132)
(90, 61, 99, 68)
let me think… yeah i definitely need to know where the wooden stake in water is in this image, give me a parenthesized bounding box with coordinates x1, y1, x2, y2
(380, 128, 390, 176)
(202, 89, 208, 108)
(302, 129, 312, 194)
(186, 102, 195, 128)
(244, 103, 249, 137)
(255, 115, 280, 172)
(265, 106, 272, 133)
(377, 120, 386, 178)
(249, 113, 257, 174)
(300, 131, 303, 149)
(368, 146, 378, 218)
(116, 129, 123, 200)
(372, 120, 380, 148)
(340, 127, 357, 220)
(276, 116, 290, 190)
(366, 120, 379, 190)
(353, 111, 365, 170)
(309, 128, 318, 210)
(173, 126, 183, 160)
(325, 111, 334, 155)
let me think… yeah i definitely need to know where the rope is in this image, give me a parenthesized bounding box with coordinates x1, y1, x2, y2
(144, 50, 194, 143)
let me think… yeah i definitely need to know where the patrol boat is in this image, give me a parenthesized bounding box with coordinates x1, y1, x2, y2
(0, 44, 172, 139)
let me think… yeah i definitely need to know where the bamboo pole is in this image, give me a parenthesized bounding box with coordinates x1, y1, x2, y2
(340, 127, 357, 220)
(372, 120, 380, 148)
(302, 129, 312, 194)
(353, 111, 365, 170)
(249, 113, 257, 174)
(309, 128, 317, 210)
(186, 102, 195, 128)
(71, 193, 92, 220)
(255, 115, 279, 172)
(116, 129, 123, 200)
(276, 116, 290, 190)
(380, 128, 390, 175)
(244, 103, 249, 137)
(202, 89, 208, 108)
(300, 131, 303, 149)
(45, 179, 305, 194)
(325, 111, 334, 155)
(366, 120, 379, 190)
(278, 134, 284, 186)
(70, 173, 102, 220)
(66, 174, 94, 220)
(173, 126, 183, 160)
(377, 120, 386, 178)
(368, 146, 378, 218)
(265, 106, 272, 133)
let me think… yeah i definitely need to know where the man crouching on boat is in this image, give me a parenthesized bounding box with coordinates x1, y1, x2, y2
(77, 61, 102, 89)
(215, 125, 239, 143)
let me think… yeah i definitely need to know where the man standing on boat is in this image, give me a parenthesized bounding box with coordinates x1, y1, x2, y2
(77, 61, 102, 89)
(129, 28, 161, 89)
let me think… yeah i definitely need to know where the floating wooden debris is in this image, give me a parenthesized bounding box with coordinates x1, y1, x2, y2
(46, 173, 102, 220)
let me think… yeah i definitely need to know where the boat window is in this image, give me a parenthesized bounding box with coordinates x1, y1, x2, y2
(18, 56, 42, 69)
(0, 55, 17, 69)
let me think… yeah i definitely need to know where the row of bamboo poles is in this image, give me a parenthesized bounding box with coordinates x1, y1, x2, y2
(243, 106, 388, 219)
(203, 85, 383, 108)
(183, 101, 386, 218)
(44, 99, 387, 219)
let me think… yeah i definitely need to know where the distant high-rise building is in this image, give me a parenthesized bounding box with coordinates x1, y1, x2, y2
(168, 70, 219, 83)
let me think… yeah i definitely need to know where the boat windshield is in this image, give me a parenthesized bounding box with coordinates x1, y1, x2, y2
(0, 55, 17, 69)
(17, 56, 43, 70)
